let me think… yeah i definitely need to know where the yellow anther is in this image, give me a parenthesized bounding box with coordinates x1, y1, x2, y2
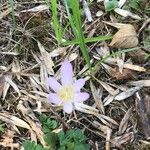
(58, 86, 74, 101)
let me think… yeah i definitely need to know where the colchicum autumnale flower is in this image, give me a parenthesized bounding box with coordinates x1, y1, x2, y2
(48, 60, 89, 114)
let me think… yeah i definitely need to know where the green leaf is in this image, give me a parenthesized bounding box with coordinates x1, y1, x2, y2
(129, 0, 140, 10)
(65, 129, 87, 143)
(66, 142, 74, 150)
(23, 140, 47, 150)
(44, 132, 58, 149)
(0, 122, 5, 133)
(57, 129, 90, 150)
(74, 144, 90, 150)
(104, 0, 118, 11)
(39, 114, 58, 133)
(57, 131, 65, 143)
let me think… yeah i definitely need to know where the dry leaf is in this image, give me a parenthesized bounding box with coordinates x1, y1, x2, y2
(0, 129, 20, 149)
(93, 121, 111, 134)
(0, 113, 31, 130)
(98, 80, 118, 96)
(25, 116, 46, 147)
(1, 74, 11, 100)
(0, 7, 12, 20)
(82, 0, 93, 22)
(17, 100, 38, 121)
(117, 54, 125, 73)
(2, 74, 21, 99)
(11, 116, 31, 129)
(136, 92, 150, 139)
(0, 74, 5, 97)
(74, 103, 99, 115)
(128, 49, 148, 63)
(90, 81, 105, 114)
(96, 45, 110, 57)
(123, 63, 146, 72)
(5, 76, 21, 97)
(114, 8, 141, 20)
(93, 121, 112, 150)
(106, 128, 112, 150)
(103, 90, 119, 106)
(97, 114, 118, 126)
(128, 80, 150, 87)
(40, 64, 49, 90)
(20, 5, 49, 12)
(95, 46, 117, 64)
(31, 91, 48, 98)
(102, 63, 116, 75)
(12, 59, 21, 80)
(49, 47, 68, 57)
(115, 86, 141, 101)
(96, 10, 104, 17)
(103, 21, 127, 29)
(38, 41, 54, 75)
(118, 108, 132, 135)
(144, 95, 150, 118)
(111, 132, 134, 147)
(11, 59, 21, 74)
(109, 24, 138, 48)
(102, 63, 136, 80)
(68, 53, 78, 61)
(113, 68, 136, 80)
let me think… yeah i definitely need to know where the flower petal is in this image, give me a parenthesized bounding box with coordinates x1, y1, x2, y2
(48, 77, 62, 92)
(48, 93, 62, 105)
(63, 102, 73, 114)
(74, 79, 86, 92)
(74, 92, 89, 102)
(61, 60, 73, 85)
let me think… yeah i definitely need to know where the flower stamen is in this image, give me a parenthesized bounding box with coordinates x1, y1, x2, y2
(58, 86, 74, 102)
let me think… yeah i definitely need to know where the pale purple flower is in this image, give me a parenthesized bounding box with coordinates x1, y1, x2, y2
(48, 60, 89, 114)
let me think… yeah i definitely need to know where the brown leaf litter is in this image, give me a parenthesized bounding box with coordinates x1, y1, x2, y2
(0, 129, 20, 150)
(0, 0, 150, 150)
(104, 22, 139, 48)
(135, 92, 150, 139)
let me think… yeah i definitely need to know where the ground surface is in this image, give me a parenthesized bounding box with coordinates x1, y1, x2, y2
(0, 0, 150, 150)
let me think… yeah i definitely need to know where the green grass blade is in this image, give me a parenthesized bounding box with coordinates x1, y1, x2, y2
(70, 0, 91, 70)
(77, 46, 145, 77)
(51, 0, 62, 44)
(62, 35, 112, 45)
(64, 0, 78, 38)
(93, 46, 145, 72)
(84, 35, 112, 43)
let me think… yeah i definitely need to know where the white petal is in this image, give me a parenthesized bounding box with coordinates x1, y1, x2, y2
(48, 77, 62, 92)
(74, 92, 89, 102)
(61, 60, 73, 85)
(48, 93, 62, 105)
(74, 79, 86, 92)
(63, 102, 73, 114)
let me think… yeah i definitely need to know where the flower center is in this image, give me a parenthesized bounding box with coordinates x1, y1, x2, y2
(58, 86, 74, 101)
